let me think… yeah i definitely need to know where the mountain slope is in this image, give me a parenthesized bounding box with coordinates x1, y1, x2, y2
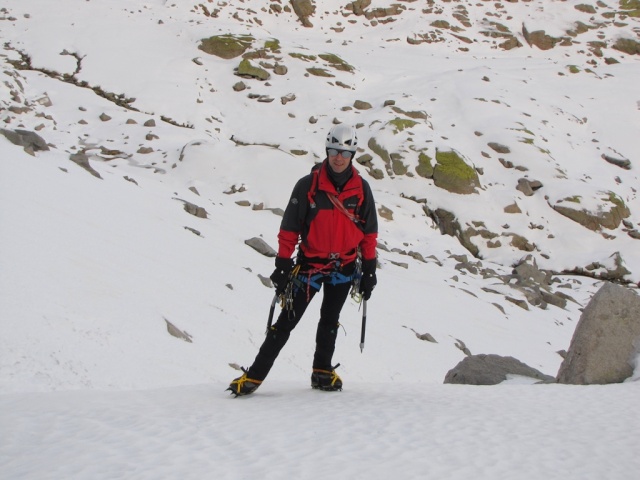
(0, 0, 638, 393)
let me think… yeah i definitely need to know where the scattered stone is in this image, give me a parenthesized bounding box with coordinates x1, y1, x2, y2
(506, 296, 529, 310)
(181, 200, 208, 218)
(69, 152, 102, 179)
(504, 202, 522, 214)
(164, 318, 193, 343)
(602, 154, 631, 170)
(354, 100, 372, 110)
(488, 142, 510, 154)
(273, 64, 288, 75)
(237, 59, 270, 81)
(245, 237, 277, 257)
(378, 205, 394, 221)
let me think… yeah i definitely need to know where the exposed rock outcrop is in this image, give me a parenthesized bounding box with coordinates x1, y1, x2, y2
(432, 149, 480, 195)
(0, 128, 50, 155)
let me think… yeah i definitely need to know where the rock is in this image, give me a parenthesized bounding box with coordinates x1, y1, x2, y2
(522, 25, 563, 50)
(415, 152, 433, 178)
(233, 81, 247, 92)
(353, 100, 372, 110)
(236, 59, 270, 81)
(273, 64, 288, 75)
(506, 232, 535, 252)
(245, 237, 277, 257)
(346, 0, 372, 15)
(290, 0, 315, 27)
(612, 37, 640, 55)
(378, 205, 394, 221)
(281, 93, 296, 105)
(0, 128, 50, 155)
(199, 34, 254, 59)
(516, 178, 542, 196)
(69, 152, 102, 179)
(432, 149, 480, 195)
(552, 192, 630, 231)
(444, 354, 554, 385)
(488, 142, 510, 154)
(512, 256, 552, 287)
(601, 154, 631, 170)
(556, 282, 640, 384)
(164, 318, 193, 343)
(506, 296, 529, 310)
(180, 200, 208, 218)
(516, 178, 534, 196)
(504, 202, 522, 214)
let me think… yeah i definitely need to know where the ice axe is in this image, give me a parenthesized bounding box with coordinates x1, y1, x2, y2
(265, 293, 278, 335)
(359, 300, 367, 353)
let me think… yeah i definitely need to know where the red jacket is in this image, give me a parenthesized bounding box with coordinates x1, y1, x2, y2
(277, 161, 378, 265)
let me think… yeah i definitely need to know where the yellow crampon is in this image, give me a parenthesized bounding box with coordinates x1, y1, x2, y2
(311, 367, 343, 390)
(227, 372, 262, 396)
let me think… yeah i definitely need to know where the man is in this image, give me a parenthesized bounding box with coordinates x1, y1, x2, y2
(228, 124, 378, 396)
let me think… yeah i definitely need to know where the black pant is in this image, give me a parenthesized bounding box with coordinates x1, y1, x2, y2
(247, 267, 353, 381)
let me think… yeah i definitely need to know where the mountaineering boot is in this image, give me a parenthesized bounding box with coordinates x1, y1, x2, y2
(227, 372, 262, 397)
(311, 364, 342, 391)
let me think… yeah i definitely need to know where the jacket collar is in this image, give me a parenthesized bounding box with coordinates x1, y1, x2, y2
(318, 160, 359, 195)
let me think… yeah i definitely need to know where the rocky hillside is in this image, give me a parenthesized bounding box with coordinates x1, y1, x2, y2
(1, 0, 639, 282)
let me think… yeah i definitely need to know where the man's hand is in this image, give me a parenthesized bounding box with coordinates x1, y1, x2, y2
(270, 257, 294, 295)
(359, 258, 377, 300)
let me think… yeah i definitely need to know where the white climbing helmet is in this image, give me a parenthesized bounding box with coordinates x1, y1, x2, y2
(325, 124, 358, 152)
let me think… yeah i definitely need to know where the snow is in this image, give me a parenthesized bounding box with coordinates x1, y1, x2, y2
(2, 383, 639, 480)
(1, 1, 639, 479)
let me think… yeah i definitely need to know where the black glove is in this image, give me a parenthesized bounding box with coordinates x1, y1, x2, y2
(270, 257, 294, 295)
(359, 258, 377, 300)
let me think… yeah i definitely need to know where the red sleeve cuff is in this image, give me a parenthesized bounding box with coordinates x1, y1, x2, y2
(277, 229, 299, 258)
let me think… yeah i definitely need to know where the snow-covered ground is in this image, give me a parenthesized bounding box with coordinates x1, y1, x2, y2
(1, 1, 639, 478)
(2, 382, 639, 480)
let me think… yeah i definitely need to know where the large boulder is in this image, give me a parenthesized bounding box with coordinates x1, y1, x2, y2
(556, 282, 640, 385)
(444, 354, 554, 385)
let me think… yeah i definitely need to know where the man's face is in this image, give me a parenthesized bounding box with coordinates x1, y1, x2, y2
(327, 149, 353, 174)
